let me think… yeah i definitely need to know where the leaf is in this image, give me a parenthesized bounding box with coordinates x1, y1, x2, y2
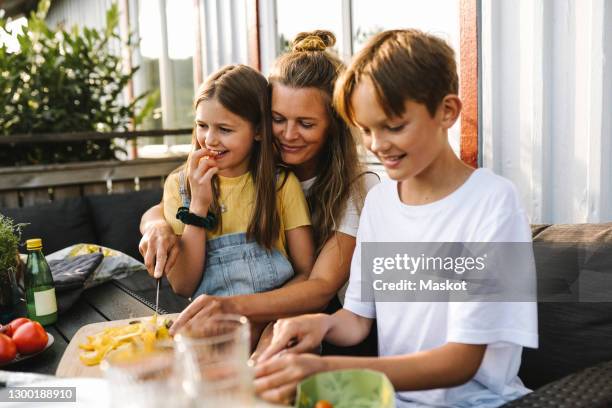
(36, 0, 51, 20)
(133, 89, 160, 127)
(105, 3, 119, 38)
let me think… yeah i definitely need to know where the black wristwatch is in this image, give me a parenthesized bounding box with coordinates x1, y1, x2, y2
(176, 207, 218, 229)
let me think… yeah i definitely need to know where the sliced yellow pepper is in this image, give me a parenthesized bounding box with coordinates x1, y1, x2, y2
(78, 315, 173, 366)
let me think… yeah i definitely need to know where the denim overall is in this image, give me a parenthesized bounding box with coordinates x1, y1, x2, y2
(178, 172, 294, 298)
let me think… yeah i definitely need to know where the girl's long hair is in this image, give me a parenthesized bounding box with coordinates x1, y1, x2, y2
(184, 64, 280, 249)
(269, 30, 366, 253)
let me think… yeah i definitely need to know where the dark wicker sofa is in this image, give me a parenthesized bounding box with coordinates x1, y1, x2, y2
(504, 223, 612, 407)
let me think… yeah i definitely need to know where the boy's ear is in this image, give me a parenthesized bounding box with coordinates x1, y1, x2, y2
(254, 132, 262, 141)
(440, 95, 462, 128)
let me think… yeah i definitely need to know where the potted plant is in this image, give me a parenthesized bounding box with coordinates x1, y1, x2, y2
(0, 0, 158, 166)
(0, 214, 23, 324)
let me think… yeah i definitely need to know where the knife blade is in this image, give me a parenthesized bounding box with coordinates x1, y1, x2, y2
(155, 278, 161, 317)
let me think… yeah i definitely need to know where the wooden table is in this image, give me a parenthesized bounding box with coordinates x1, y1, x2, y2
(4, 272, 189, 375)
(3, 273, 287, 407)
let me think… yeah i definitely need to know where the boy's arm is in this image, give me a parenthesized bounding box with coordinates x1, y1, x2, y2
(320, 343, 486, 390)
(255, 342, 486, 403)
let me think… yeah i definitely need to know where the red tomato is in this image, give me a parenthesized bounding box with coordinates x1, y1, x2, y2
(314, 401, 334, 408)
(8, 317, 31, 337)
(0, 333, 17, 363)
(12, 321, 48, 355)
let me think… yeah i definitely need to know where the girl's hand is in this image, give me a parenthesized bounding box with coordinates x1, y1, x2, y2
(255, 353, 328, 405)
(188, 148, 219, 215)
(257, 314, 331, 362)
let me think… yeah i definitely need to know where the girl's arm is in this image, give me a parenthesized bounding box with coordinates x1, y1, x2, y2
(166, 149, 218, 297)
(166, 223, 207, 297)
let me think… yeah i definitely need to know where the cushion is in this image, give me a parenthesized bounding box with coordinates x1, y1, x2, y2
(86, 189, 163, 261)
(520, 223, 612, 389)
(0, 197, 96, 255)
(49, 253, 104, 314)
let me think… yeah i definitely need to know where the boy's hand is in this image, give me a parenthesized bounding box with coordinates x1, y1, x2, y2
(255, 353, 327, 405)
(188, 148, 219, 215)
(257, 314, 331, 362)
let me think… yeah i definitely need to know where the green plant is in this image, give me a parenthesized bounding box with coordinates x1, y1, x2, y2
(0, 215, 22, 308)
(0, 0, 158, 166)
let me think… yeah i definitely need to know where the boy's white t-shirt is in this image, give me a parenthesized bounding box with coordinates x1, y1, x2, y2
(344, 168, 539, 408)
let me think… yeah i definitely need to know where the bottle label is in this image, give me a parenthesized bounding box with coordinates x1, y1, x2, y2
(34, 288, 57, 316)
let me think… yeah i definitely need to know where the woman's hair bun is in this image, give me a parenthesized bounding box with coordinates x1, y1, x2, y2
(292, 30, 336, 52)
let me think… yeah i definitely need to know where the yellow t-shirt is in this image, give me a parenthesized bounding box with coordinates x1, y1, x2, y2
(163, 170, 310, 258)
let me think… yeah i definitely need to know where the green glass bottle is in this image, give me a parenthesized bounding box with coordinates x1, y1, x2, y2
(24, 239, 57, 326)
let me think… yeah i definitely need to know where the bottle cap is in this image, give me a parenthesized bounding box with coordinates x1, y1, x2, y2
(26, 238, 43, 250)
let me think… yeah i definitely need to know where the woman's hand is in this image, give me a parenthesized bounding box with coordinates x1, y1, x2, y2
(139, 209, 179, 279)
(255, 353, 328, 404)
(188, 148, 219, 215)
(169, 294, 236, 336)
(250, 321, 275, 362)
(257, 314, 331, 363)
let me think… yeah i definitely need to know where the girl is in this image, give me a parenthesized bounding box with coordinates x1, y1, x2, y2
(255, 29, 538, 407)
(140, 32, 378, 344)
(162, 65, 314, 300)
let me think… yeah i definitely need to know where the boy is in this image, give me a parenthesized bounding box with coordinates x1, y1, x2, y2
(255, 29, 538, 407)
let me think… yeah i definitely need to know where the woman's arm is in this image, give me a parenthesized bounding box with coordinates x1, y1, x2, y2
(257, 308, 372, 362)
(139, 203, 164, 234)
(139, 203, 180, 278)
(171, 231, 355, 334)
(233, 232, 354, 321)
(284, 225, 315, 283)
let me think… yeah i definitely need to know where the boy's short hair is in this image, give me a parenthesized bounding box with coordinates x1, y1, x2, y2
(334, 29, 459, 123)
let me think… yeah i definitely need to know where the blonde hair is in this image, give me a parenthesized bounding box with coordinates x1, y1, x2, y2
(270, 30, 366, 253)
(184, 64, 281, 249)
(334, 29, 459, 124)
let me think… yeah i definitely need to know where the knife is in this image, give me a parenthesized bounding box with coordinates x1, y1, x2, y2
(155, 278, 161, 318)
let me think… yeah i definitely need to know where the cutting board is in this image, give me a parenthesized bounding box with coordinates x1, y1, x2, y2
(56, 313, 179, 378)
(56, 313, 288, 407)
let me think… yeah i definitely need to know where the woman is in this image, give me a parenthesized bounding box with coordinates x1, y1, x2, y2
(139, 30, 378, 352)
